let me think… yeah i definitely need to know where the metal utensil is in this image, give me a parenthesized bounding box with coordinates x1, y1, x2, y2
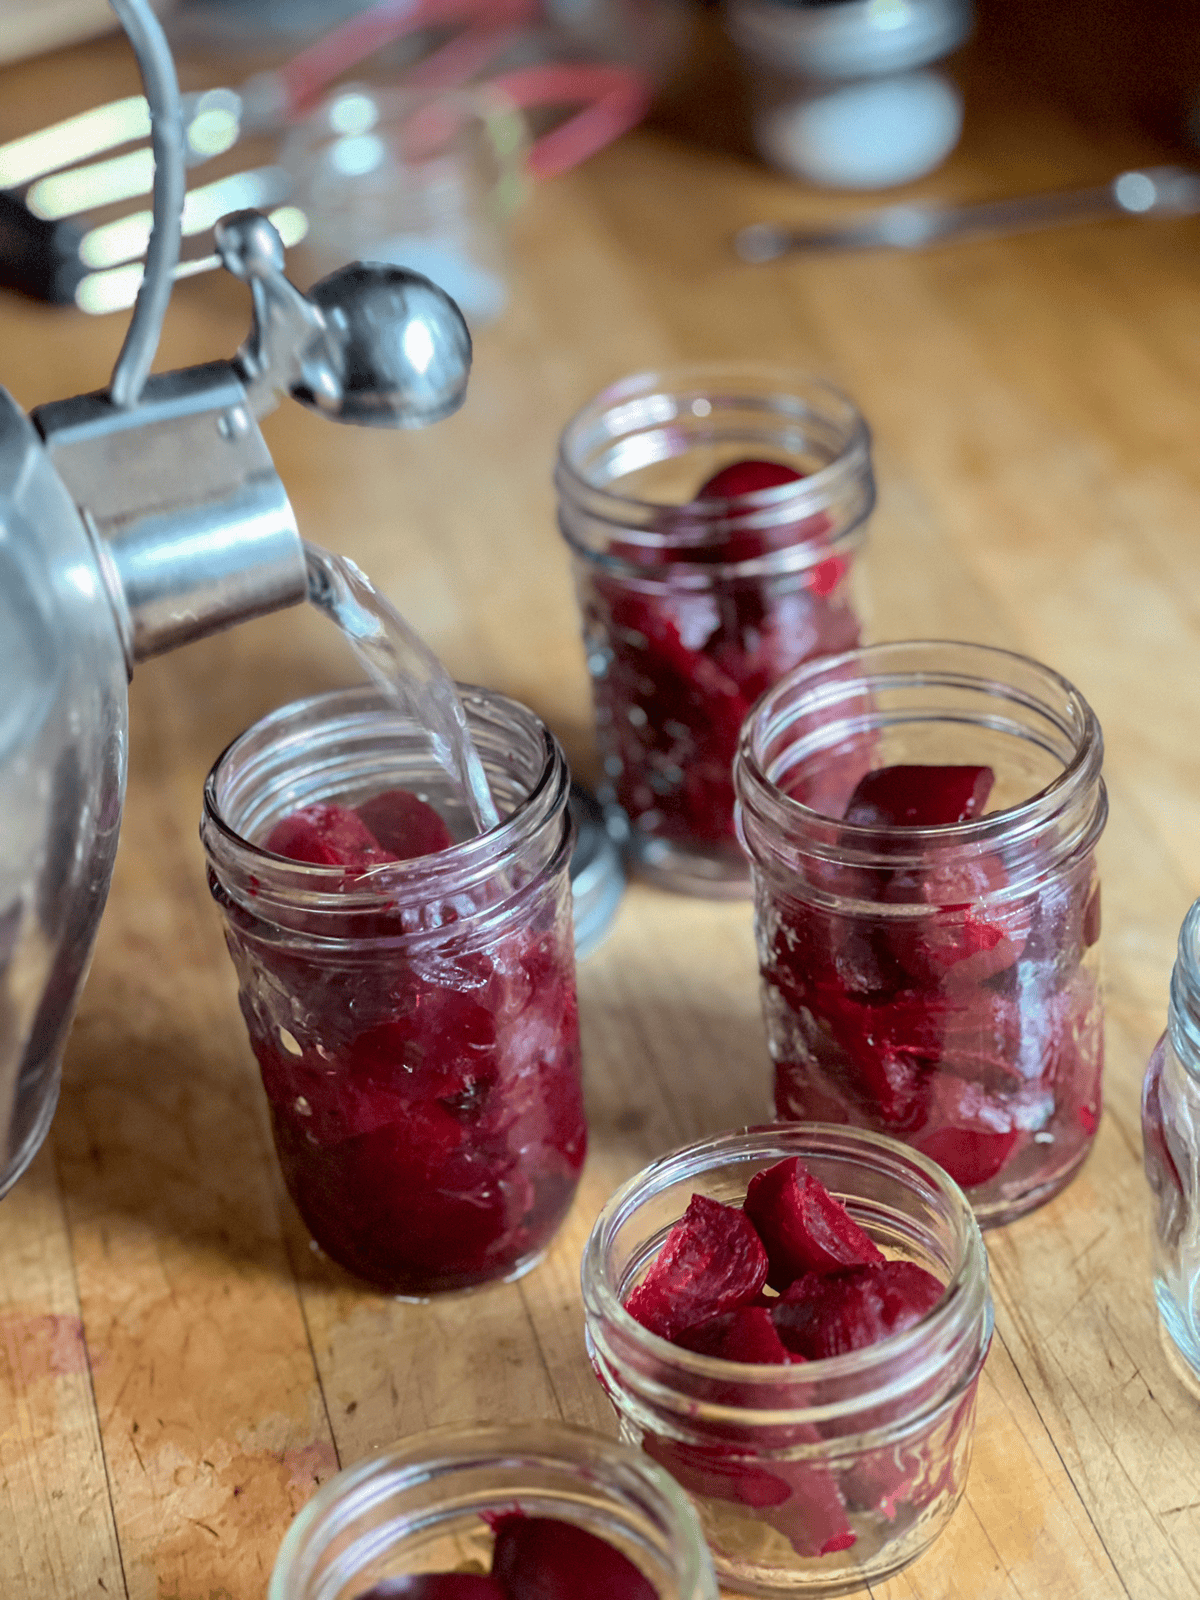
(735, 165, 1200, 261)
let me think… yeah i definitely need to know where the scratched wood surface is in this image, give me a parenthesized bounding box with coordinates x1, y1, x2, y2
(2, 8, 1200, 1597)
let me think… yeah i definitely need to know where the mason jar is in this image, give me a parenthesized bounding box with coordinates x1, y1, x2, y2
(734, 640, 1107, 1227)
(201, 684, 585, 1297)
(269, 1420, 719, 1600)
(726, 0, 972, 191)
(581, 1125, 992, 1595)
(1143, 899, 1200, 1386)
(556, 364, 874, 897)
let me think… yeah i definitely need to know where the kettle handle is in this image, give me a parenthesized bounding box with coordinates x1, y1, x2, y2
(105, 0, 185, 411)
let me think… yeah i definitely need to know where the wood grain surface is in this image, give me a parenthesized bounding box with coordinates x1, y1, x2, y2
(2, 9, 1200, 1597)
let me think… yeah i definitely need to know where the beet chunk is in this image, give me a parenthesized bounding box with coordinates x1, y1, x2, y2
(356, 788, 455, 859)
(643, 1434, 854, 1560)
(698, 459, 802, 500)
(677, 1304, 796, 1364)
(265, 802, 398, 870)
(490, 1515, 657, 1600)
(743, 1157, 883, 1289)
(843, 765, 995, 828)
(624, 1194, 769, 1342)
(772, 1262, 944, 1359)
(354, 1578, 506, 1600)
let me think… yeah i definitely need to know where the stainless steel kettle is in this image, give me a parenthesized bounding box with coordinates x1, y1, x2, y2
(0, 0, 472, 1198)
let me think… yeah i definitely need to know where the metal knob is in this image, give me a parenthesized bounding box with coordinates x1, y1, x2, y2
(216, 211, 473, 429)
(302, 261, 473, 428)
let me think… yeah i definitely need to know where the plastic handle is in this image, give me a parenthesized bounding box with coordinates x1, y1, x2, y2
(0, 190, 86, 303)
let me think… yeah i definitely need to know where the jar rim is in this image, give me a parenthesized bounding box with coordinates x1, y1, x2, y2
(201, 684, 568, 907)
(581, 1122, 990, 1413)
(267, 1419, 716, 1600)
(734, 638, 1106, 870)
(555, 362, 873, 558)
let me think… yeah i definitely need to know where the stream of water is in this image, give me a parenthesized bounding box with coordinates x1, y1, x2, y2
(303, 541, 500, 834)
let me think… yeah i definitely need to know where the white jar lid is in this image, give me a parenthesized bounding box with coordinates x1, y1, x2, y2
(727, 0, 973, 81)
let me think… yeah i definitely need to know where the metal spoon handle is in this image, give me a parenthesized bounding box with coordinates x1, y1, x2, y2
(735, 166, 1200, 261)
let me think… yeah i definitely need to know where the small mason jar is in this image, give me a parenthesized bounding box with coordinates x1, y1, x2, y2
(201, 685, 585, 1297)
(269, 1420, 719, 1600)
(726, 0, 972, 191)
(734, 641, 1107, 1227)
(556, 364, 874, 897)
(1143, 899, 1200, 1386)
(581, 1125, 993, 1595)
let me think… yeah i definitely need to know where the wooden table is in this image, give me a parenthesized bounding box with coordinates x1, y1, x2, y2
(3, 9, 1200, 1596)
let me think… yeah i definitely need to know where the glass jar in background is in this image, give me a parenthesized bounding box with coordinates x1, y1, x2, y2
(726, 0, 973, 190)
(556, 365, 874, 897)
(581, 1124, 993, 1595)
(283, 84, 528, 325)
(269, 1420, 719, 1600)
(1143, 899, 1200, 1388)
(734, 641, 1107, 1226)
(201, 685, 585, 1297)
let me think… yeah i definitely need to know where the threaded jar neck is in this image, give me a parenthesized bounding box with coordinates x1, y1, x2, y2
(555, 363, 874, 578)
(201, 685, 571, 947)
(734, 639, 1106, 895)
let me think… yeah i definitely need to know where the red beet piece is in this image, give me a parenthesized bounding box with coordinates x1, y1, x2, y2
(643, 1434, 854, 1560)
(843, 765, 995, 828)
(489, 1515, 657, 1600)
(356, 788, 454, 859)
(743, 1157, 883, 1289)
(354, 1578, 506, 1600)
(885, 851, 1031, 988)
(916, 1124, 1020, 1189)
(911, 1070, 1036, 1188)
(772, 1262, 944, 1360)
(624, 1194, 769, 1342)
(697, 459, 802, 499)
(677, 1304, 797, 1363)
(265, 802, 398, 870)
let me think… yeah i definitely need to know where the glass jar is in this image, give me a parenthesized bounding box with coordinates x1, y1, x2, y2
(269, 1420, 719, 1600)
(726, 0, 972, 190)
(201, 685, 585, 1297)
(1143, 899, 1200, 1386)
(581, 1124, 992, 1595)
(284, 84, 528, 327)
(734, 641, 1107, 1227)
(556, 365, 874, 897)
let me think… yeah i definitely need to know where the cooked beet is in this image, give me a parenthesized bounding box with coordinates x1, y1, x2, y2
(354, 1577, 506, 1600)
(643, 1433, 854, 1560)
(843, 765, 994, 828)
(676, 1304, 796, 1364)
(489, 1514, 657, 1600)
(743, 1156, 883, 1289)
(265, 801, 398, 870)
(772, 1262, 944, 1360)
(355, 788, 455, 859)
(624, 1194, 769, 1342)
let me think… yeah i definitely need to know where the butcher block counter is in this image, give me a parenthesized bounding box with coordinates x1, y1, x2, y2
(3, 7, 1200, 1596)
